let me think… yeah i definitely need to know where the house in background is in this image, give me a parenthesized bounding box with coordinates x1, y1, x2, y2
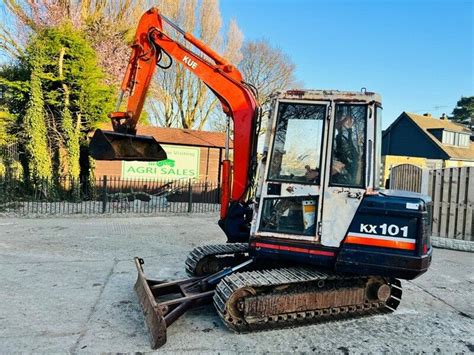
(381, 112, 474, 183)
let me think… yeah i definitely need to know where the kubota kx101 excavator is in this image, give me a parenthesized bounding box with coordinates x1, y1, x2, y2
(89, 8, 433, 349)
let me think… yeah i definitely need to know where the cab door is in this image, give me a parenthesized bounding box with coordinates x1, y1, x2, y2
(254, 99, 329, 243)
(319, 103, 372, 247)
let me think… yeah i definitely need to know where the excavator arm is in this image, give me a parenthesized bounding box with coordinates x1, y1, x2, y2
(90, 8, 259, 232)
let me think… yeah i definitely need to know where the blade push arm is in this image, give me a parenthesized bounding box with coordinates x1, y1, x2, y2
(111, 8, 259, 227)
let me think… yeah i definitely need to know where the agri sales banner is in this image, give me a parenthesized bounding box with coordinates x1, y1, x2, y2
(121, 144, 200, 180)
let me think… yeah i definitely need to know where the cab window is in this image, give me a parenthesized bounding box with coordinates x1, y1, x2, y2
(259, 196, 318, 236)
(268, 102, 325, 184)
(330, 104, 367, 187)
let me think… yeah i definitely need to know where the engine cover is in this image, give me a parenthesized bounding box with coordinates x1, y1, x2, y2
(336, 190, 433, 280)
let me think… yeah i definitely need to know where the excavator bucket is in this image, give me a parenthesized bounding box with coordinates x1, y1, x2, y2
(134, 257, 214, 349)
(89, 129, 167, 161)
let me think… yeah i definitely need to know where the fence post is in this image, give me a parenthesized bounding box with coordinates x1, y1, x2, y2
(102, 176, 108, 213)
(420, 168, 429, 195)
(187, 179, 193, 213)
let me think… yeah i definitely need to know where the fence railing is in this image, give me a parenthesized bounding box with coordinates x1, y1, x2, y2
(0, 142, 20, 162)
(0, 176, 221, 215)
(428, 167, 473, 241)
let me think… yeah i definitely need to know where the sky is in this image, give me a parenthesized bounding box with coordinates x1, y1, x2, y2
(220, 0, 473, 129)
(0, 0, 471, 130)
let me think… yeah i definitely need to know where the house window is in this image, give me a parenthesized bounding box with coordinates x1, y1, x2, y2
(443, 131, 455, 145)
(459, 133, 470, 147)
(442, 131, 470, 147)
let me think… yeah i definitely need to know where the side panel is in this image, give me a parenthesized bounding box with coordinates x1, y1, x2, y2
(320, 188, 364, 247)
(336, 192, 432, 279)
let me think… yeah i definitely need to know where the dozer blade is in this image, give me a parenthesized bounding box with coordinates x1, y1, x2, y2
(134, 257, 167, 349)
(134, 257, 214, 349)
(89, 129, 167, 161)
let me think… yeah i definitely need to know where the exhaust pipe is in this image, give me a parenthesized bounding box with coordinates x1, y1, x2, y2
(89, 129, 167, 161)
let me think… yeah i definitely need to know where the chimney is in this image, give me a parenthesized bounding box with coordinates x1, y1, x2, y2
(423, 113, 432, 117)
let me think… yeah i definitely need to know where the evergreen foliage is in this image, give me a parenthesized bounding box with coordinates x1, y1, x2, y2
(450, 96, 473, 129)
(0, 24, 114, 180)
(23, 68, 52, 180)
(0, 110, 15, 146)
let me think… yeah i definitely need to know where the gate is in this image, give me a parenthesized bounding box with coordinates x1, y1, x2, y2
(428, 167, 473, 241)
(389, 164, 423, 193)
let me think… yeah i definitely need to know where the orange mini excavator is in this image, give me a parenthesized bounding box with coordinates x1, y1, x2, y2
(90, 8, 432, 349)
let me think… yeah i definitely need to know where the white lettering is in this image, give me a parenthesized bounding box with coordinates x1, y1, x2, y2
(400, 226, 408, 237)
(183, 55, 198, 70)
(388, 224, 399, 236)
(360, 223, 409, 238)
(360, 223, 377, 234)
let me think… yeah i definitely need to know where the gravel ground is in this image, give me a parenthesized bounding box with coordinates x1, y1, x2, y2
(0, 214, 473, 353)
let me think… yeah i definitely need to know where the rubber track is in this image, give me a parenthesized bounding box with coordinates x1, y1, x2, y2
(213, 267, 402, 332)
(185, 243, 249, 276)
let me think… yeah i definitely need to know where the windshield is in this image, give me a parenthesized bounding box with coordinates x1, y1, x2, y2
(268, 102, 326, 184)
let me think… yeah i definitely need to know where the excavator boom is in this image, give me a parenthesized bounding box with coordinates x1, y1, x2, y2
(89, 9, 259, 347)
(90, 7, 258, 219)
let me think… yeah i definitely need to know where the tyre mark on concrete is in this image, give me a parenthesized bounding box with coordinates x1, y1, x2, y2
(70, 258, 118, 354)
(407, 280, 473, 319)
(0, 331, 82, 339)
(0, 254, 176, 265)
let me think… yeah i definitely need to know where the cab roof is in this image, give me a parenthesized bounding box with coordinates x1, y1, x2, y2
(275, 89, 382, 104)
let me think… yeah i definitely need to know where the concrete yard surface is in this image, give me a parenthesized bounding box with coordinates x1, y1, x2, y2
(0, 214, 473, 353)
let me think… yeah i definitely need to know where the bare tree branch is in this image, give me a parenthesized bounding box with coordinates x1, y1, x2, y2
(149, 0, 243, 130)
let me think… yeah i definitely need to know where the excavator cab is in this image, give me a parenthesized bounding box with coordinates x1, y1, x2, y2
(249, 90, 432, 280)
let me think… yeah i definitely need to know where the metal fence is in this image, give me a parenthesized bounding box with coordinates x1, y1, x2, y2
(0, 142, 20, 162)
(428, 167, 473, 241)
(0, 176, 221, 215)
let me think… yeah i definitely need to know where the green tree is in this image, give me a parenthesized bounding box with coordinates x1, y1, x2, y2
(450, 96, 473, 129)
(0, 110, 12, 176)
(0, 110, 14, 146)
(23, 68, 52, 180)
(0, 24, 114, 181)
